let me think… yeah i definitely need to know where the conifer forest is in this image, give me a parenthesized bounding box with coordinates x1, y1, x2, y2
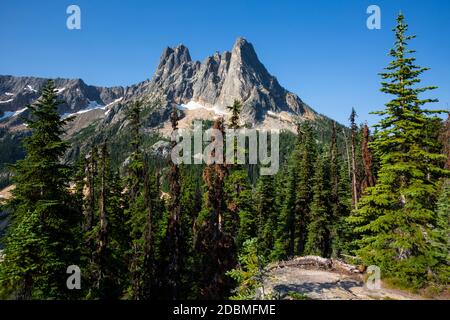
(0, 10, 448, 301)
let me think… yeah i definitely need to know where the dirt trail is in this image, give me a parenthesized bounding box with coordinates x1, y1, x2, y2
(261, 256, 426, 300)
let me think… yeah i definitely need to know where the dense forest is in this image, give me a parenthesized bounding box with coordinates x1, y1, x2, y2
(0, 14, 448, 300)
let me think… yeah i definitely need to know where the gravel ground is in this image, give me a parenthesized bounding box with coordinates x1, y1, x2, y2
(261, 260, 426, 300)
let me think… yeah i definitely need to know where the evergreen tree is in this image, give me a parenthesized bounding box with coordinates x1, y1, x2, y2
(86, 140, 125, 299)
(224, 99, 253, 251)
(430, 114, 450, 284)
(195, 118, 236, 299)
(272, 152, 298, 260)
(329, 122, 352, 256)
(166, 104, 182, 299)
(293, 121, 317, 255)
(226, 238, 266, 300)
(177, 166, 202, 298)
(272, 121, 316, 259)
(255, 175, 278, 259)
(431, 179, 450, 284)
(123, 101, 148, 299)
(304, 153, 332, 257)
(227, 100, 242, 130)
(0, 80, 81, 299)
(225, 170, 254, 249)
(348, 13, 449, 287)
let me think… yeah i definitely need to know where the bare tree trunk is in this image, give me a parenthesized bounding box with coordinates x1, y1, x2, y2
(361, 124, 376, 192)
(349, 109, 359, 210)
(97, 141, 108, 260)
(342, 129, 352, 188)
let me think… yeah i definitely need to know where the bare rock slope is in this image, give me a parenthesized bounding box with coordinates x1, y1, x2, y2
(261, 256, 426, 300)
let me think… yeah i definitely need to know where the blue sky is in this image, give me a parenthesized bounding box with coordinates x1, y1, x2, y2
(0, 0, 449, 125)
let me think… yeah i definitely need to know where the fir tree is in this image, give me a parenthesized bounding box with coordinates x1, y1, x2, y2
(166, 104, 182, 299)
(348, 13, 449, 287)
(225, 170, 254, 249)
(195, 118, 236, 299)
(0, 80, 81, 299)
(304, 153, 332, 257)
(293, 121, 317, 255)
(124, 101, 147, 299)
(255, 175, 278, 259)
(227, 100, 242, 130)
(224, 99, 253, 251)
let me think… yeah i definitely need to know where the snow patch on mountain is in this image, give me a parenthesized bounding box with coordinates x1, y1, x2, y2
(0, 108, 27, 121)
(24, 85, 37, 93)
(62, 98, 123, 119)
(178, 101, 229, 116)
(55, 87, 66, 94)
(0, 99, 13, 104)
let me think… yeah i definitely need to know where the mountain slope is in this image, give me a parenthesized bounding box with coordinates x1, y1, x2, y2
(0, 37, 335, 185)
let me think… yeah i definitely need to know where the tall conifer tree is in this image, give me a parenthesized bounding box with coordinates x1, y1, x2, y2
(0, 80, 81, 299)
(349, 13, 449, 287)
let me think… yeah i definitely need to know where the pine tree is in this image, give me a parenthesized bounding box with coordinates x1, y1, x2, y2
(304, 153, 332, 257)
(227, 100, 242, 130)
(166, 104, 182, 299)
(255, 175, 278, 259)
(141, 161, 159, 299)
(272, 121, 316, 259)
(328, 122, 352, 256)
(430, 114, 450, 284)
(225, 170, 254, 249)
(348, 13, 449, 287)
(177, 166, 201, 298)
(293, 121, 317, 255)
(272, 152, 298, 260)
(86, 140, 124, 299)
(431, 179, 450, 284)
(224, 99, 253, 251)
(0, 80, 81, 299)
(271, 165, 292, 260)
(124, 101, 147, 299)
(195, 118, 236, 299)
(226, 238, 266, 300)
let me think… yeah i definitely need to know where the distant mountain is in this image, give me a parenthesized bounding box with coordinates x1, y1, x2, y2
(0, 75, 149, 123)
(0, 37, 333, 186)
(1, 37, 317, 130)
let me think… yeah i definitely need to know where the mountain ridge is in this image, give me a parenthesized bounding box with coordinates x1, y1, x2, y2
(1, 37, 316, 128)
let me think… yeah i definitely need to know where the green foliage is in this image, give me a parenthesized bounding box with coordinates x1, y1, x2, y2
(225, 169, 255, 249)
(304, 153, 332, 257)
(227, 238, 265, 300)
(0, 80, 82, 299)
(348, 13, 449, 288)
(255, 175, 278, 259)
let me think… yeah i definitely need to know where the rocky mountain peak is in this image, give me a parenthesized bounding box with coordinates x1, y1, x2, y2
(146, 37, 314, 121)
(231, 37, 257, 60)
(156, 44, 192, 74)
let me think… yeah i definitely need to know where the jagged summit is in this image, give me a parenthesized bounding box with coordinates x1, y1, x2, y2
(1, 37, 319, 139)
(148, 37, 315, 121)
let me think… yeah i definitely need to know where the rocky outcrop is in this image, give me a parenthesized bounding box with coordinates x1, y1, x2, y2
(146, 37, 315, 122)
(260, 256, 426, 300)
